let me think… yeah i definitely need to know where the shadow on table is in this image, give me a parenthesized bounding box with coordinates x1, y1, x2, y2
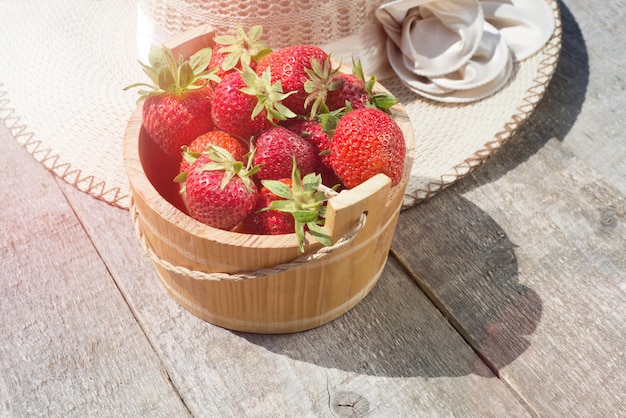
(233, 0, 586, 381)
(237, 192, 541, 378)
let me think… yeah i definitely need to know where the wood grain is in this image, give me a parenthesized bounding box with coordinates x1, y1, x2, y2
(59, 177, 531, 416)
(1, 0, 624, 415)
(0, 127, 189, 416)
(392, 138, 626, 416)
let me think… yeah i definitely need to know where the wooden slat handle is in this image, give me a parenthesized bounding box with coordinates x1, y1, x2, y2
(325, 174, 392, 244)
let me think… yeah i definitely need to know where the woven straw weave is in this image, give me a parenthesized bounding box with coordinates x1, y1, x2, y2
(139, 0, 387, 48)
(0, 0, 561, 209)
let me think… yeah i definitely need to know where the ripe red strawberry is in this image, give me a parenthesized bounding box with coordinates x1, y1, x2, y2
(330, 107, 406, 188)
(178, 130, 249, 174)
(211, 71, 270, 139)
(252, 127, 318, 182)
(211, 68, 296, 139)
(284, 116, 345, 189)
(241, 178, 295, 235)
(125, 45, 218, 158)
(325, 73, 369, 111)
(255, 45, 328, 116)
(305, 58, 399, 116)
(285, 119, 332, 171)
(183, 146, 258, 230)
(245, 161, 332, 251)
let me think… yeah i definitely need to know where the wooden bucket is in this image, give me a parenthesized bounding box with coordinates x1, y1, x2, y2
(123, 25, 416, 333)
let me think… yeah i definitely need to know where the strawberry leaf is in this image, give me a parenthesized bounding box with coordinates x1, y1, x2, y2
(261, 180, 293, 200)
(370, 93, 399, 111)
(221, 49, 242, 71)
(126, 44, 218, 99)
(148, 45, 168, 70)
(247, 24, 264, 42)
(295, 222, 307, 253)
(351, 58, 365, 80)
(173, 171, 188, 184)
(306, 222, 332, 247)
(139, 60, 160, 85)
(157, 66, 176, 91)
(178, 62, 195, 91)
(214, 34, 237, 45)
(189, 47, 213, 73)
(273, 102, 298, 120)
(302, 172, 321, 191)
(198, 161, 226, 172)
(293, 210, 319, 224)
(267, 200, 295, 213)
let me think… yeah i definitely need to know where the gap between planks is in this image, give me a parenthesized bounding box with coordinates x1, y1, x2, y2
(388, 247, 540, 418)
(53, 175, 195, 418)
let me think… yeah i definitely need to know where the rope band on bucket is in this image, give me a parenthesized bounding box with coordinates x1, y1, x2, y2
(129, 195, 367, 282)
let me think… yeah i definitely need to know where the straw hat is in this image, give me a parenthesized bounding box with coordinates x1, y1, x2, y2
(0, 0, 561, 209)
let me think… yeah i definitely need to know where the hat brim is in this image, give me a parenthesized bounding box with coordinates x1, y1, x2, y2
(0, 0, 561, 210)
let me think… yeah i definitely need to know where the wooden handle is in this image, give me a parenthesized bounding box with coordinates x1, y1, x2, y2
(325, 174, 392, 244)
(165, 25, 217, 58)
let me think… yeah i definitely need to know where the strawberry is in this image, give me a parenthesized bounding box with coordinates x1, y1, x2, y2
(241, 178, 295, 235)
(252, 126, 318, 182)
(125, 45, 219, 158)
(210, 71, 268, 139)
(209, 24, 271, 81)
(284, 115, 345, 189)
(211, 67, 296, 139)
(330, 107, 406, 188)
(285, 119, 332, 171)
(182, 146, 259, 230)
(255, 45, 328, 116)
(325, 72, 369, 111)
(306, 58, 399, 116)
(248, 160, 332, 251)
(178, 130, 249, 175)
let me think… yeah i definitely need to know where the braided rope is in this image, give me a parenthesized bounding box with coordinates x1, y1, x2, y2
(129, 195, 367, 281)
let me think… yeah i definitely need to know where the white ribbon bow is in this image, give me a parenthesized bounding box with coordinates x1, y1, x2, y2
(375, 0, 555, 103)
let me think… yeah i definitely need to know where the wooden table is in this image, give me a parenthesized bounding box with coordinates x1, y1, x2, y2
(2, 0, 624, 416)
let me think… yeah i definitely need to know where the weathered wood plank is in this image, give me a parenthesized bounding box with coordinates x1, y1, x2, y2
(392, 137, 626, 417)
(508, 0, 626, 196)
(0, 127, 189, 416)
(60, 178, 532, 416)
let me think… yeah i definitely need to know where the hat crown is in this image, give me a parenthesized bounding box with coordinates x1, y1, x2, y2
(140, 0, 387, 48)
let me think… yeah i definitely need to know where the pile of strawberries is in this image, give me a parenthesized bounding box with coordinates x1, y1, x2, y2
(126, 24, 406, 251)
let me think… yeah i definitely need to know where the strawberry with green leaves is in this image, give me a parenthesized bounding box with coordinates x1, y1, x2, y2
(125, 45, 219, 158)
(181, 145, 259, 230)
(211, 66, 297, 139)
(330, 107, 406, 188)
(255, 45, 328, 116)
(252, 126, 318, 182)
(284, 118, 344, 189)
(241, 178, 295, 235)
(247, 160, 332, 252)
(305, 58, 399, 116)
(178, 130, 249, 175)
(208, 23, 271, 83)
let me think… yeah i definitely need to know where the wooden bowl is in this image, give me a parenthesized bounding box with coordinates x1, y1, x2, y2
(123, 25, 416, 333)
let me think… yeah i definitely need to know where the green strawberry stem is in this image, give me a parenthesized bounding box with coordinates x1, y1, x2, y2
(240, 65, 298, 124)
(175, 145, 258, 195)
(124, 45, 219, 103)
(213, 23, 272, 71)
(261, 157, 332, 252)
(351, 58, 399, 113)
(303, 55, 341, 119)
